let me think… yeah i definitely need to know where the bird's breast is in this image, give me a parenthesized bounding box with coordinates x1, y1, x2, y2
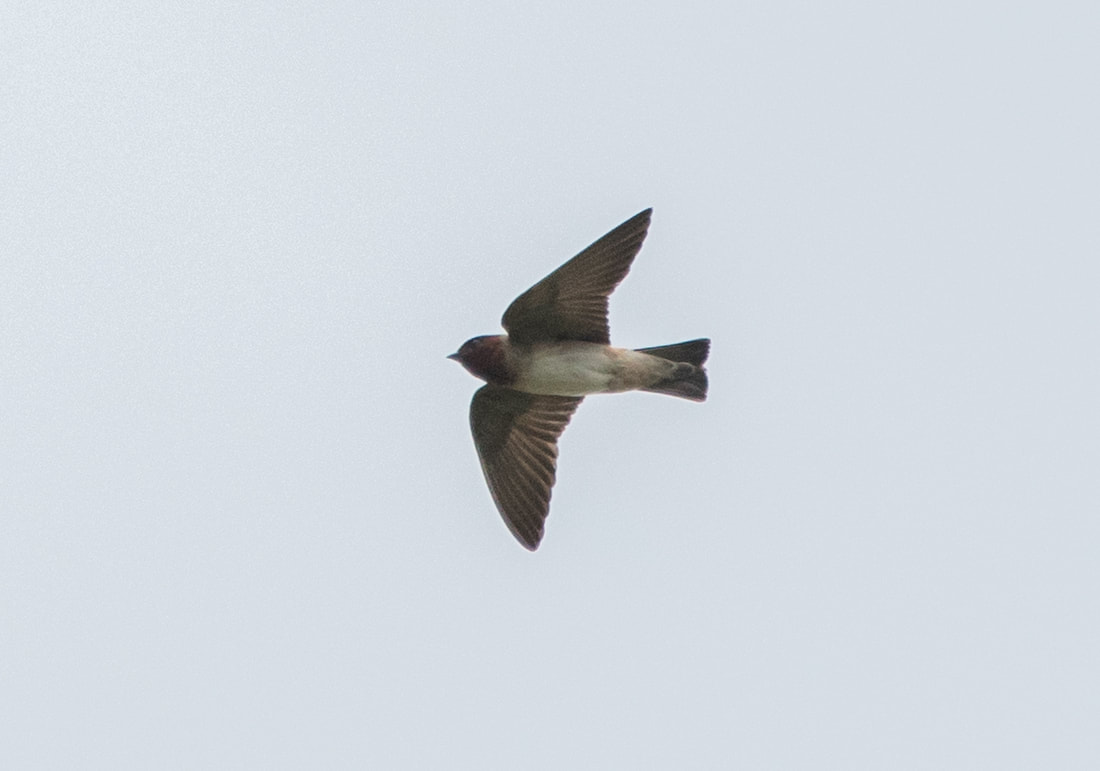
(511, 342, 669, 397)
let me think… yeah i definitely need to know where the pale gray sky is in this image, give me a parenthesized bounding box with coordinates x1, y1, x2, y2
(3, 2, 1098, 768)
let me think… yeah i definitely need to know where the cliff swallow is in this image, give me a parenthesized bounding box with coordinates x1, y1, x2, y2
(449, 208, 709, 550)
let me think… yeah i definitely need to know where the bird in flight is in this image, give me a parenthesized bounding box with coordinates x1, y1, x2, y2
(449, 208, 709, 550)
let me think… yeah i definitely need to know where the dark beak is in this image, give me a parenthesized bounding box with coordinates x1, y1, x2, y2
(446, 352, 461, 361)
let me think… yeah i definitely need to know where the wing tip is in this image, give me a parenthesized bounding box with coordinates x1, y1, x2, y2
(628, 207, 653, 230)
(504, 517, 543, 551)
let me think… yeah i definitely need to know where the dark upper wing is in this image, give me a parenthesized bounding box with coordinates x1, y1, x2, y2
(469, 385, 583, 550)
(501, 208, 652, 345)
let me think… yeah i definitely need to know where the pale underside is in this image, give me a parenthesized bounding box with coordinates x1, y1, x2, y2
(510, 342, 676, 397)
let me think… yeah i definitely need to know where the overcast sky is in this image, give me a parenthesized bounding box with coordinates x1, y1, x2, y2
(3, 2, 1098, 769)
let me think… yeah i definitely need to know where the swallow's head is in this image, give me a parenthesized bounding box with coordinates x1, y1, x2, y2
(448, 335, 515, 385)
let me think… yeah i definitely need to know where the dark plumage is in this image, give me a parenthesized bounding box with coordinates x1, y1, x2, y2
(450, 209, 710, 550)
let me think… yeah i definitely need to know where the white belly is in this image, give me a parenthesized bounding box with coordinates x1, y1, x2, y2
(512, 343, 670, 397)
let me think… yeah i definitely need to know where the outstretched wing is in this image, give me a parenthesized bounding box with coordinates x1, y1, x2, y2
(469, 385, 583, 550)
(501, 209, 652, 345)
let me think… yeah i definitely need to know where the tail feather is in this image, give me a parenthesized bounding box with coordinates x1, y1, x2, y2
(634, 338, 710, 367)
(635, 338, 710, 402)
